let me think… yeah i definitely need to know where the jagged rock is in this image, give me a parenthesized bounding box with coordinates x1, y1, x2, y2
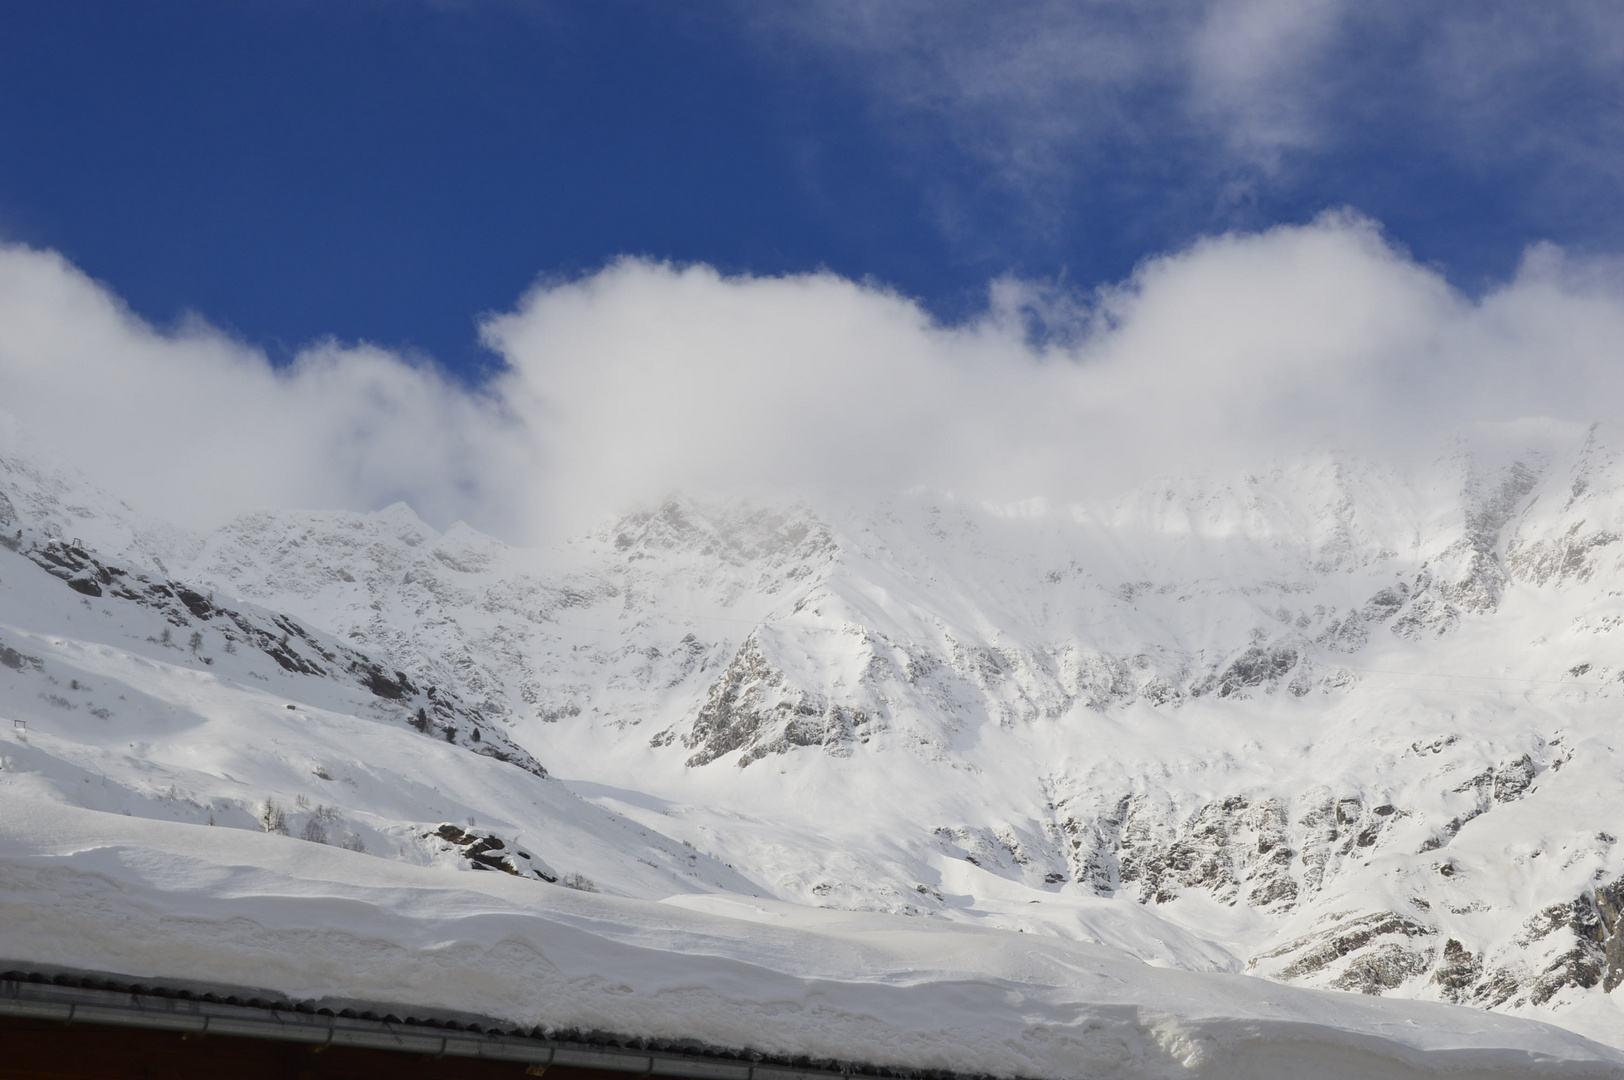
(0, 641, 42, 673)
(1390, 580, 1461, 640)
(9, 528, 546, 778)
(1254, 912, 1435, 992)
(1105, 794, 1303, 909)
(1493, 754, 1538, 802)
(1432, 939, 1483, 1002)
(1596, 878, 1624, 993)
(1332, 942, 1436, 994)
(1441, 877, 1624, 1008)
(1061, 796, 1129, 895)
(1507, 522, 1622, 586)
(1196, 642, 1304, 699)
(427, 824, 558, 882)
(679, 634, 869, 767)
(1361, 584, 1409, 623)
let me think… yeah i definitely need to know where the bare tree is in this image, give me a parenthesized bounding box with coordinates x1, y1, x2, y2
(258, 798, 287, 834)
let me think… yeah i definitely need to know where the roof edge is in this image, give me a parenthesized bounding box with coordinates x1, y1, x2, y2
(1, 964, 1001, 1080)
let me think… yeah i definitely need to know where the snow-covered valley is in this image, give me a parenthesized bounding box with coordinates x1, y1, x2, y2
(4, 418, 1624, 1075)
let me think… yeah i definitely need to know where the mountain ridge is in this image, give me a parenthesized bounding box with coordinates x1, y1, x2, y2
(3, 418, 1624, 1046)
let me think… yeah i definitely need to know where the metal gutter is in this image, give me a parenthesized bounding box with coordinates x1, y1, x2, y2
(2, 966, 964, 1080)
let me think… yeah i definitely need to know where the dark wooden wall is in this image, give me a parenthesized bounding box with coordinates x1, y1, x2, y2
(0, 1016, 635, 1080)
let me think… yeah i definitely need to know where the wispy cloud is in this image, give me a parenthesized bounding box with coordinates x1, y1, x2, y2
(740, 2, 1624, 251)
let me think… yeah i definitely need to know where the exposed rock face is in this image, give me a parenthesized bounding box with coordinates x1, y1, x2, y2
(1437, 455, 1546, 614)
(1433, 938, 1484, 1001)
(5, 526, 546, 778)
(1193, 643, 1310, 699)
(1506, 426, 1624, 589)
(1258, 911, 1437, 992)
(1369, 875, 1624, 1011)
(427, 823, 559, 882)
(1507, 523, 1622, 587)
(669, 633, 876, 768)
(0, 640, 42, 673)
(1057, 785, 1434, 915)
(1499, 878, 1624, 1004)
(1033, 731, 1621, 1013)
(1599, 880, 1624, 994)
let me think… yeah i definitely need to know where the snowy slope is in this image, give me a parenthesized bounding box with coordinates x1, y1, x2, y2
(0, 489, 753, 900)
(4, 420, 1624, 1069)
(4, 794, 1622, 1080)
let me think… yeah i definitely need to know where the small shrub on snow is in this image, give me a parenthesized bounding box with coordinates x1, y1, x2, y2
(258, 799, 287, 835)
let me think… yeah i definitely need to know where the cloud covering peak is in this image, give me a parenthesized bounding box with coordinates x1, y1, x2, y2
(3, 213, 1621, 542)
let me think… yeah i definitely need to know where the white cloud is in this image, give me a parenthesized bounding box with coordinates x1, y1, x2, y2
(3, 214, 1624, 542)
(1185, 0, 1346, 167)
(0, 245, 522, 534)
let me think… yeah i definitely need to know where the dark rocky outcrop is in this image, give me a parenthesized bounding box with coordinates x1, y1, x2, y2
(1254, 912, 1436, 994)
(9, 531, 545, 778)
(670, 634, 875, 768)
(0, 640, 43, 673)
(428, 823, 557, 882)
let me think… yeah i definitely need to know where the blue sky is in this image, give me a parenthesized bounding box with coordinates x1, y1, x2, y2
(3, 2, 1621, 376)
(3, 3, 1624, 538)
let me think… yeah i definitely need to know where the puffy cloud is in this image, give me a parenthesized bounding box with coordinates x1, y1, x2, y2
(0, 245, 521, 534)
(3, 213, 1624, 542)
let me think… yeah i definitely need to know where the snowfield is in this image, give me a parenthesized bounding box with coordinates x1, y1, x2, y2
(3, 795, 1621, 1080)
(4, 418, 1624, 1075)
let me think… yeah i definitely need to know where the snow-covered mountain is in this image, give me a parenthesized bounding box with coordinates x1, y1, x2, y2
(4, 418, 1624, 1068)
